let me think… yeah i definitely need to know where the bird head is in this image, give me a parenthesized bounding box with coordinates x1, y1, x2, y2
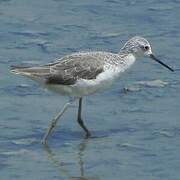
(120, 36, 174, 72)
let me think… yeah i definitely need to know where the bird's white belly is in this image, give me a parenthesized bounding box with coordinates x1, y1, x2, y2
(45, 69, 121, 97)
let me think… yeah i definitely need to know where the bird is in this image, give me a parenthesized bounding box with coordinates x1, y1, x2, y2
(10, 36, 174, 144)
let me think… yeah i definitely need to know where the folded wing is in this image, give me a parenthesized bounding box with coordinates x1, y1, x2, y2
(11, 53, 104, 85)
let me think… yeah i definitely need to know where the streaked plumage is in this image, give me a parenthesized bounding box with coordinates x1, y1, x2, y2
(11, 51, 135, 96)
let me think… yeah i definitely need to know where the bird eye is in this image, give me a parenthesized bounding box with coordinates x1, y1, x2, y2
(144, 46, 149, 51)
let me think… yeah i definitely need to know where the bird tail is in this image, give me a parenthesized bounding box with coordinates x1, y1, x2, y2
(10, 65, 51, 81)
(10, 66, 33, 76)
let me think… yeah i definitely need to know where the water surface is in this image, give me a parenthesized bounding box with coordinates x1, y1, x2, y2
(0, 0, 180, 179)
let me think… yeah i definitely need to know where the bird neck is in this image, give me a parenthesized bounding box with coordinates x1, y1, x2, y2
(119, 43, 133, 55)
(117, 52, 136, 72)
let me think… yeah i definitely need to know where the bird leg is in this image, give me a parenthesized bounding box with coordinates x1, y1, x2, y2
(77, 98, 91, 138)
(42, 100, 72, 144)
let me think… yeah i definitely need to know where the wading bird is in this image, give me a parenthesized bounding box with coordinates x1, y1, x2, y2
(11, 36, 174, 144)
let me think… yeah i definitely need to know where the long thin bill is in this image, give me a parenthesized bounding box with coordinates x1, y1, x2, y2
(150, 54, 174, 72)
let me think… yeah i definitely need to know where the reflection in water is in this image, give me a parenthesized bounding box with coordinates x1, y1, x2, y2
(43, 139, 98, 180)
(43, 143, 69, 178)
(78, 139, 87, 178)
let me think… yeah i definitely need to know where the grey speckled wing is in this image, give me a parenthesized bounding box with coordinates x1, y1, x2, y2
(46, 53, 104, 85)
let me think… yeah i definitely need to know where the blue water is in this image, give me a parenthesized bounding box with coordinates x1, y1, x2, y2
(1, 0, 180, 179)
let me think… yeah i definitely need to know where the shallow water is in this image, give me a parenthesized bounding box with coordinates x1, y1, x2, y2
(1, 0, 180, 179)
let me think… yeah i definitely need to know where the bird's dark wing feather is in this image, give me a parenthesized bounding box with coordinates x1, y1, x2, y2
(46, 54, 104, 85)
